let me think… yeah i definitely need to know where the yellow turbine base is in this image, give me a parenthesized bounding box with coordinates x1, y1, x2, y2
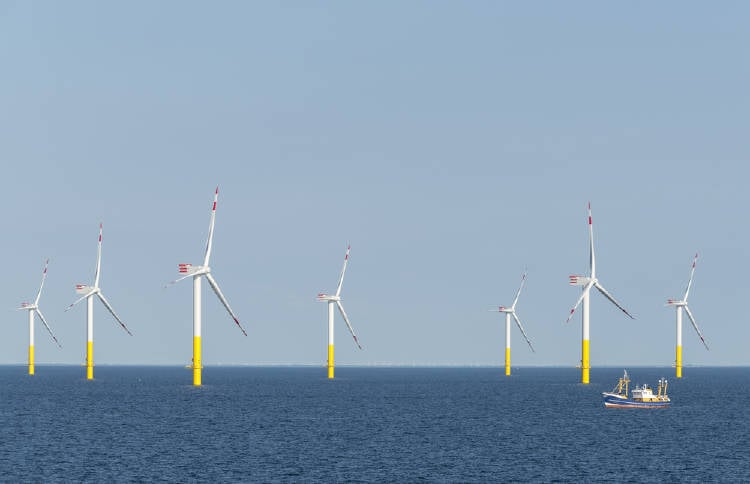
(29, 345, 35, 376)
(193, 335, 202, 386)
(86, 341, 94, 380)
(327, 344, 334, 379)
(505, 347, 511, 376)
(676, 345, 683, 378)
(581, 339, 590, 384)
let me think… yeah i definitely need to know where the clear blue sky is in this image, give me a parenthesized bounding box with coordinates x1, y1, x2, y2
(1, 2, 748, 368)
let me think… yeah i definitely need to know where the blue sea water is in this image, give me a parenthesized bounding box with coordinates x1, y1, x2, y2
(0, 366, 748, 483)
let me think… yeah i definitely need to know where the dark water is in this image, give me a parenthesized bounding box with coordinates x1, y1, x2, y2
(0, 366, 748, 482)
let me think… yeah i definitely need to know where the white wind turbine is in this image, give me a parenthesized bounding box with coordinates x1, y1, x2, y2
(566, 203, 634, 384)
(667, 253, 709, 378)
(317, 244, 362, 379)
(489, 271, 534, 376)
(19, 258, 61, 375)
(166, 187, 247, 387)
(66, 223, 133, 380)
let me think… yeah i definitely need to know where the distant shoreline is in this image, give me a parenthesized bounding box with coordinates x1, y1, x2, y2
(1, 363, 746, 369)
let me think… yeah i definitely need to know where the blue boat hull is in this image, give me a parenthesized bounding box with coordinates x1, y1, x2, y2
(602, 393, 670, 408)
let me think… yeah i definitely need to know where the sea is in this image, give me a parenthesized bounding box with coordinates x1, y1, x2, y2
(0, 366, 748, 483)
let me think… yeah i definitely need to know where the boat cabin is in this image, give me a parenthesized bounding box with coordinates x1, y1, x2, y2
(631, 378, 669, 402)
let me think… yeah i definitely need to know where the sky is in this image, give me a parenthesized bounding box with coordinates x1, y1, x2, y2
(1, 2, 748, 369)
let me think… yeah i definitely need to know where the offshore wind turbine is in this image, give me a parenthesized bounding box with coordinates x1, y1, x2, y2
(566, 203, 634, 384)
(166, 187, 247, 387)
(489, 271, 535, 376)
(317, 244, 362, 379)
(18, 258, 61, 375)
(667, 253, 709, 378)
(66, 223, 133, 380)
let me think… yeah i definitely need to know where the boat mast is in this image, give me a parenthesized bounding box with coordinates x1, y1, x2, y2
(614, 370, 630, 395)
(657, 378, 668, 398)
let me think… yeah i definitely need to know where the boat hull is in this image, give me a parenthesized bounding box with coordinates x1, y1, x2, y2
(602, 393, 670, 409)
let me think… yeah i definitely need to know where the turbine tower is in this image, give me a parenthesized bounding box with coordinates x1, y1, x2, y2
(566, 203, 634, 384)
(317, 244, 362, 379)
(66, 224, 133, 380)
(167, 187, 247, 386)
(18, 258, 61, 375)
(667, 253, 709, 378)
(489, 271, 534, 376)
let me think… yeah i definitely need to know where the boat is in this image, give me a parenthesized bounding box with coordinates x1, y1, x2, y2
(602, 370, 671, 408)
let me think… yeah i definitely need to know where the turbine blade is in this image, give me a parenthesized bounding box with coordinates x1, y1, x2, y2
(335, 244, 351, 297)
(683, 305, 709, 350)
(205, 273, 247, 336)
(683, 253, 698, 301)
(65, 291, 94, 312)
(96, 292, 133, 336)
(94, 223, 103, 287)
(588, 202, 596, 279)
(35, 309, 61, 348)
(164, 272, 194, 288)
(34, 259, 50, 306)
(203, 187, 219, 267)
(566, 280, 594, 323)
(510, 271, 527, 310)
(593, 282, 635, 319)
(336, 300, 362, 349)
(512, 312, 534, 353)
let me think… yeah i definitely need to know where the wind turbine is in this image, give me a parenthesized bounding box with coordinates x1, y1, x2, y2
(317, 244, 362, 379)
(566, 203, 634, 384)
(66, 223, 132, 380)
(667, 253, 709, 378)
(166, 187, 247, 387)
(489, 271, 535, 376)
(18, 258, 61, 375)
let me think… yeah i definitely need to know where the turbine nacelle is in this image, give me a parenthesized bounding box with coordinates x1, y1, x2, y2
(667, 299, 687, 307)
(19, 302, 34, 309)
(569, 275, 592, 286)
(317, 293, 340, 302)
(76, 284, 95, 295)
(179, 263, 209, 276)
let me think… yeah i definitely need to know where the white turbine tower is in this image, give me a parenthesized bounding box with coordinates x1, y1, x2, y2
(166, 187, 247, 387)
(18, 258, 61, 375)
(489, 271, 534, 376)
(317, 244, 362, 379)
(566, 203, 634, 384)
(667, 253, 709, 378)
(66, 223, 133, 380)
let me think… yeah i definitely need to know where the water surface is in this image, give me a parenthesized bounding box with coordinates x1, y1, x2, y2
(0, 366, 747, 482)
